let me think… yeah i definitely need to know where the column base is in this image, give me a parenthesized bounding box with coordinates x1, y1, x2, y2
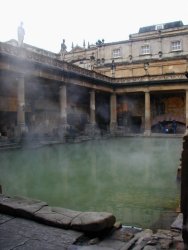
(110, 122, 117, 135)
(144, 129, 151, 136)
(15, 124, 28, 138)
(57, 123, 70, 141)
(84, 123, 101, 138)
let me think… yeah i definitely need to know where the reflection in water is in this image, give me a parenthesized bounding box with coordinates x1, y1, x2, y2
(0, 137, 182, 228)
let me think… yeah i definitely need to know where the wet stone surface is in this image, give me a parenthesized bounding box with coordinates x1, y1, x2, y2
(0, 212, 184, 250)
(0, 214, 83, 250)
(72, 228, 184, 250)
(0, 194, 185, 249)
(0, 194, 116, 233)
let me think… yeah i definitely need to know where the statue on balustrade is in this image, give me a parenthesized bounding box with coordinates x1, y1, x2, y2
(60, 39, 67, 60)
(17, 22, 25, 47)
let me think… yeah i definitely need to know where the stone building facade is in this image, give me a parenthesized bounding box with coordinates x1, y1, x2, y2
(63, 20, 188, 135)
(64, 21, 188, 78)
(0, 20, 188, 141)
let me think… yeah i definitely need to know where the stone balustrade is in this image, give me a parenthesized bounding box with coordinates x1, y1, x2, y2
(0, 42, 187, 87)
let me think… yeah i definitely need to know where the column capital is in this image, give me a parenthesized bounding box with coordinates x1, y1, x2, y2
(90, 88, 95, 95)
(59, 84, 66, 89)
(16, 73, 25, 80)
(144, 89, 150, 93)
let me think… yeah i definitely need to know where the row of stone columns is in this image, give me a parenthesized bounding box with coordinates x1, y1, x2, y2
(47, 85, 100, 128)
(16, 78, 119, 135)
(108, 91, 151, 135)
(16, 75, 188, 136)
(58, 88, 151, 134)
(89, 91, 118, 130)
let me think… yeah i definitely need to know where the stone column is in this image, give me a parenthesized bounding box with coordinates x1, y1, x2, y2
(60, 85, 67, 125)
(85, 89, 101, 137)
(17, 74, 26, 135)
(58, 85, 68, 140)
(110, 93, 117, 132)
(90, 89, 96, 125)
(186, 89, 188, 133)
(144, 91, 151, 136)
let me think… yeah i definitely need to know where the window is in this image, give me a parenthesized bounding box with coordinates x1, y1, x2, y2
(171, 41, 181, 51)
(155, 24, 164, 30)
(112, 48, 121, 58)
(141, 44, 150, 55)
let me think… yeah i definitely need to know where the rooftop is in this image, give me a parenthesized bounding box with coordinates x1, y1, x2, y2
(139, 20, 184, 33)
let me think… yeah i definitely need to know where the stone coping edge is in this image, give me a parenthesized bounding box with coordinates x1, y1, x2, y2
(0, 194, 116, 233)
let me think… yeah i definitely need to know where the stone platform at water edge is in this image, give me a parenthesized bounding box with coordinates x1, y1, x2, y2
(0, 194, 185, 250)
(0, 194, 115, 232)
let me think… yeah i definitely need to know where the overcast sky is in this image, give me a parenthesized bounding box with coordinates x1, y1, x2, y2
(1, 0, 188, 53)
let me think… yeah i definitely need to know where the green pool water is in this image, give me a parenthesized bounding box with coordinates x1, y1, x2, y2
(0, 137, 182, 228)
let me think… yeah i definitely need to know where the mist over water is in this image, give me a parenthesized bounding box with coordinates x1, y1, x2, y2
(0, 137, 182, 228)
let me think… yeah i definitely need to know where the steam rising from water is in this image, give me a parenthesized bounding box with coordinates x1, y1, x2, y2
(0, 137, 182, 228)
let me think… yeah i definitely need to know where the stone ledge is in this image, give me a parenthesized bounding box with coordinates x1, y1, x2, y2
(0, 194, 116, 233)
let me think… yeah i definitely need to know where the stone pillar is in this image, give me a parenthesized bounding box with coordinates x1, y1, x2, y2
(185, 90, 188, 133)
(58, 85, 68, 140)
(90, 89, 96, 125)
(85, 89, 100, 137)
(144, 91, 151, 136)
(60, 85, 67, 124)
(110, 93, 117, 132)
(17, 74, 26, 135)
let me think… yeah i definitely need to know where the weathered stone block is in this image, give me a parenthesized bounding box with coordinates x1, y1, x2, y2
(0, 195, 116, 233)
(34, 206, 76, 228)
(71, 211, 116, 232)
(171, 213, 183, 231)
(0, 194, 47, 219)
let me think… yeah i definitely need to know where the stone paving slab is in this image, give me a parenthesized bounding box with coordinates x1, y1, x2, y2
(0, 213, 83, 250)
(0, 194, 47, 219)
(34, 206, 79, 229)
(0, 213, 14, 224)
(0, 195, 185, 249)
(0, 194, 116, 233)
(0, 212, 185, 250)
(68, 246, 115, 250)
(98, 238, 126, 249)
